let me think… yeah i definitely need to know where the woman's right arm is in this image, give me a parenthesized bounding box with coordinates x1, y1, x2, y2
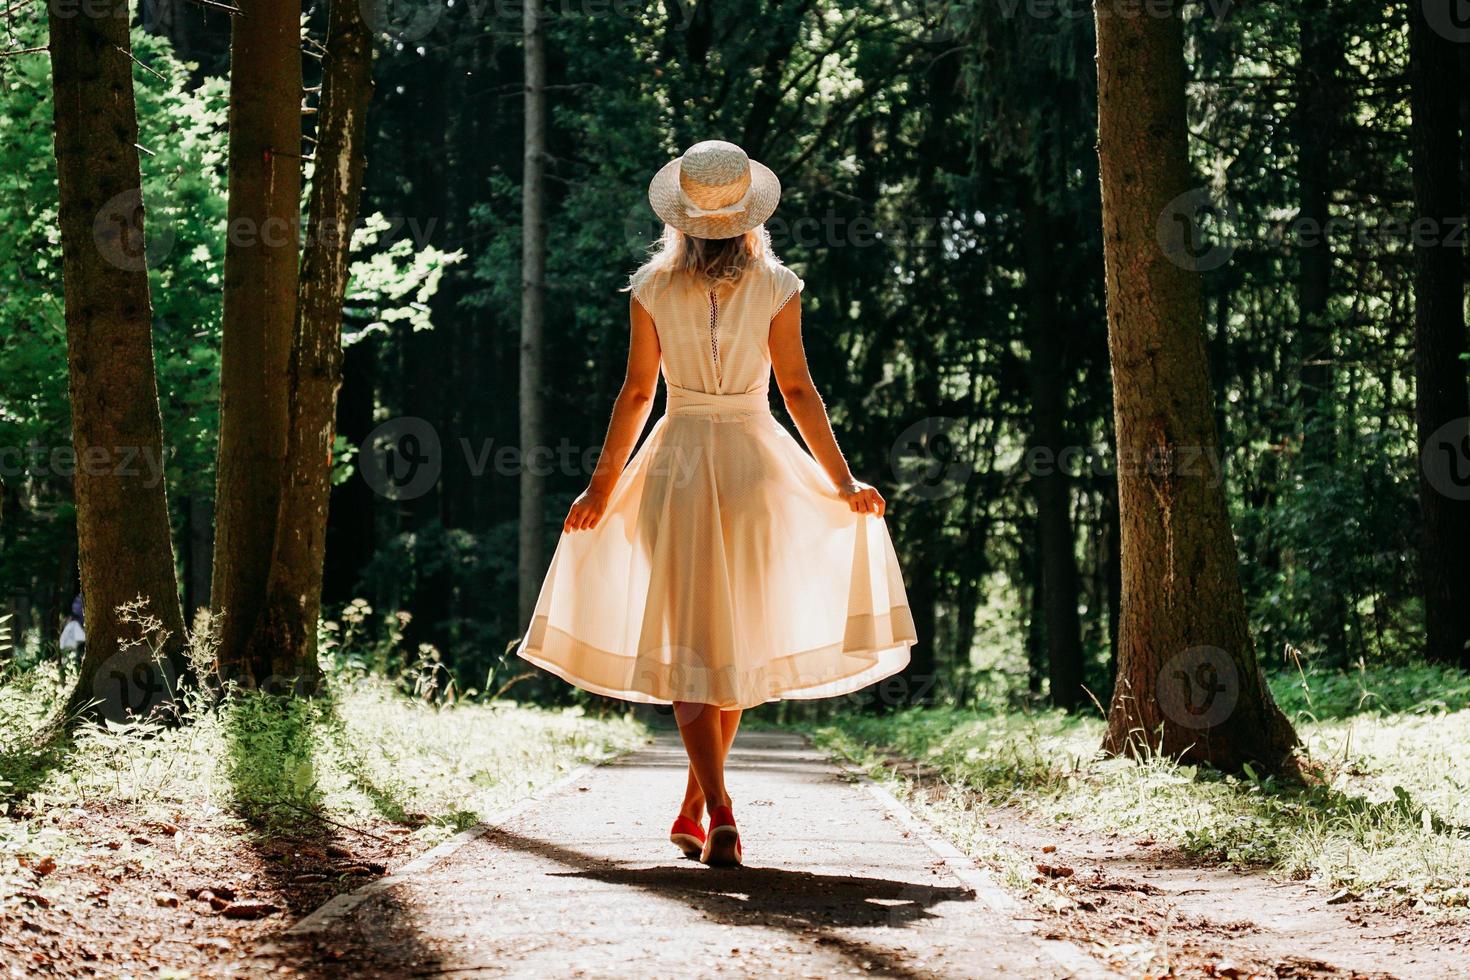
(769, 291, 886, 517)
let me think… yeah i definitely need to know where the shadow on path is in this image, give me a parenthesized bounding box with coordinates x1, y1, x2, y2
(490, 825, 977, 978)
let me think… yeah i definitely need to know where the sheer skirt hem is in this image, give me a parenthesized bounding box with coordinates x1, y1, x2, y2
(517, 603, 917, 710)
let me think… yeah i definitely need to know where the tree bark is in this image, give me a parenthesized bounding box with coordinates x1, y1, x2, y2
(247, 0, 375, 692)
(1295, 0, 1348, 656)
(519, 0, 548, 629)
(1409, 2, 1470, 669)
(47, 0, 188, 721)
(1023, 204, 1087, 710)
(211, 0, 303, 689)
(323, 339, 377, 606)
(184, 494, 212, 618)
(1092, 0, 1299, 772)
(1295, 0, 1340, 455)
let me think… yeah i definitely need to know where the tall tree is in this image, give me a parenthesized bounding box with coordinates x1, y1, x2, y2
(519, 0, 548, 628)
(1092, 0, 1299, 771)
(1022, 203, 1086, 710)
(211, 0, 303, 690)
(1295, 0, 1340, 454)
(47, 0, 188, 719)
(247, 0, 375, 690)
(1408, 2, 1470, 669)
(1295, 0, 1347, 653)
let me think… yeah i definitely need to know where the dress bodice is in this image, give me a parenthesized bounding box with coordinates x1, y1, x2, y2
(632, 261, 804, 396)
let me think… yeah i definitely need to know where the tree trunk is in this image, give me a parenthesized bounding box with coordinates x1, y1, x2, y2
(1092, 0, 1299, 772)
(211, 0, 303, 690)
(1296, 0, 1348, 656)
(47, 0, 188, 721)
(184, 495, 212, 618)
(1023, 204, 1087, 710)
(324, 339, 377, 606)
(1102, 477, 1122, 678)
(1409, 2, 1470, 669)
(247, 0, 375, 693)
(519, 0, 548, 629)
(1024, 540, 1044, 697)
(1295, 0, 1339, 455)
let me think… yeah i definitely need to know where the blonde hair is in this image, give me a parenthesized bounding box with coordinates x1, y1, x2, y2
(628, 224, 777, 296)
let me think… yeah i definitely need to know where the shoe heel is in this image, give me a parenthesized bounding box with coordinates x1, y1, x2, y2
(701, 805, 742, 867)
(669, 832, 703, 859)
(703, 826, 741, 866)
(670, 815, 706, 859)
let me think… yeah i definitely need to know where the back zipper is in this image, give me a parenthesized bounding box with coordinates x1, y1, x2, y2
(708, 288, 722, 387)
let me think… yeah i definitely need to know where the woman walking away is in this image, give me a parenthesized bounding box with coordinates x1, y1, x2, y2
(517, 140, 917, 867)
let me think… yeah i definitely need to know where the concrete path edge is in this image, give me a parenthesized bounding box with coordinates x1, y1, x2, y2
(283, 742, 645, 937)
(830, 751, 1119, 979)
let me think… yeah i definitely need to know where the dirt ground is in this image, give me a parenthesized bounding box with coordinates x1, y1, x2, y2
(889, 764, 1469, 979)
(1, 801, 426, 978)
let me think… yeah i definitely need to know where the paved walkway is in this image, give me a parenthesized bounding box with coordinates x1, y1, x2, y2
(256, 731, 1087, 978)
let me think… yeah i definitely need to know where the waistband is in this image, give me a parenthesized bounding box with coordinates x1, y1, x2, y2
(665, 381, 772, 417)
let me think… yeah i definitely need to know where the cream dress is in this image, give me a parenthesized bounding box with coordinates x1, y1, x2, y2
(516, 261, 917, 709)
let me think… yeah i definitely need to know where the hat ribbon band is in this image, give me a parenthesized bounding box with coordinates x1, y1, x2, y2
(679, 184, 753, 218)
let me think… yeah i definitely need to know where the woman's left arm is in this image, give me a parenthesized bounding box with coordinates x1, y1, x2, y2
(564, 295, 662, 532)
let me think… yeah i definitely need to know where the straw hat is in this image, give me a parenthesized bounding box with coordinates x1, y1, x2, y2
(648, 140, 781, 240)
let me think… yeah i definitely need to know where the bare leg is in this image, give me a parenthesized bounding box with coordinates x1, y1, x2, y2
(678, 708, 743, 819)
(674, 702, 741, 817)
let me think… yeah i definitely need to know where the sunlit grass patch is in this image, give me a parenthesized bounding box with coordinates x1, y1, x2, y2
(0, 673, 646, 882)
(809, 663, 1470, 916)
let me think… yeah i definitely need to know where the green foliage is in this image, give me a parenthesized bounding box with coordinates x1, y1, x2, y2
(222, 692, 330, 830)
(0, 13, 458, 650)
(1269, 659, 1470, 721)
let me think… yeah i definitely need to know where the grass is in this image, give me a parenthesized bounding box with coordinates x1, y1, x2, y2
(807, 661, 1470, 916)
(0, 668, 647, 888)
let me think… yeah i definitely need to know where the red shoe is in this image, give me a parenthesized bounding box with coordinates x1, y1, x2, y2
(700, 805, 742, 867)
(669, 815, 705, 859)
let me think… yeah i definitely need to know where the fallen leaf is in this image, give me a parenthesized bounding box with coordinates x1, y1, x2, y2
(1036, 863, 1075, 879)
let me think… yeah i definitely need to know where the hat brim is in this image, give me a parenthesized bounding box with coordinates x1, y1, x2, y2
(648, 157, 781, 240)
